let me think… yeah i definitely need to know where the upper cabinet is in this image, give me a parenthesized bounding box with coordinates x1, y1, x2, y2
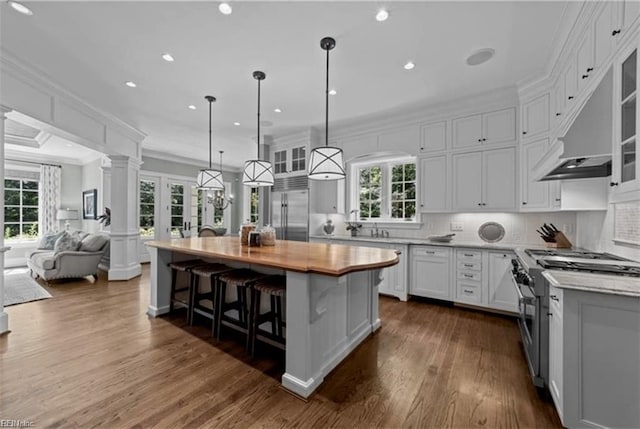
(521, 93, 550, 139)
(521, 138, 552, 210)
(452, 147, 516, 211)
(452, 107, 516, 149)
(594, 2, 616, 73)
(576, 29, 595, 93)
(378, 125, 420, 155)
(419, 155, 448, 212)
(563, 57, 578, 111)
(420, 121, 447, 153)
(272, 145, 307, 176)
(611, 44, 640, 199)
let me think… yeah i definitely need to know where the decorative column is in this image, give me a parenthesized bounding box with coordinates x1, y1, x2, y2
(107, 155, 142, 280)
(0, 106, 12, 334)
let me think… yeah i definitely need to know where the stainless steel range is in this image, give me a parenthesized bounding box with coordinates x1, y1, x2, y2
(511, 248, 640, 388)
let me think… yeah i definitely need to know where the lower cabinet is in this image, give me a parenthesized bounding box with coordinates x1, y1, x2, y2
(487, 252, 519, 312)
(547, 285, 640, 429)
(410, 246, 452, 300)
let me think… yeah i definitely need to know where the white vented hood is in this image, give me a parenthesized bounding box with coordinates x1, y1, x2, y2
(533, 69, 613, 181)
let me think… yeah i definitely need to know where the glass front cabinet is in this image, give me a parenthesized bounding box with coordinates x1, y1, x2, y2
(612, 42, 640, 199)
(272, 145, 307, 176)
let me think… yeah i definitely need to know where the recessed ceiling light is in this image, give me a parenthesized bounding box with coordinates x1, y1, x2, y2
(9, 1, 33, 15)
(65, 143, 73, 147)
(329, 89, 337, 95)
(376, 9, 389, 22)
(188, 105, 196, 110)
(274, 108, 282, 113)
(125, 81, 137, 88)
(218, 2, 232, 15)
(161, 53, 175, 62)
(466, 48, 495, 66)
(233, 122, 241, 126)
(403, 61, 415, 70)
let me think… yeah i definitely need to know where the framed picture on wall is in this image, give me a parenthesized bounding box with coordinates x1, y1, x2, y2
(82, 189, 98, 219)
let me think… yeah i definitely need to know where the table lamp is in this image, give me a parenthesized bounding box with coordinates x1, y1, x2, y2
(57, 208, 79, 231)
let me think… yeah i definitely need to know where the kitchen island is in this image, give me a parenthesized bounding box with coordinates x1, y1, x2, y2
(145, 236, 399, 399)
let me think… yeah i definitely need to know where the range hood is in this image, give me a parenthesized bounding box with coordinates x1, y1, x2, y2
(533, 68, 613, 181)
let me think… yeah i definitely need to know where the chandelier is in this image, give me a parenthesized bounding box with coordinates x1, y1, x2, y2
(207, 151, 233, 210)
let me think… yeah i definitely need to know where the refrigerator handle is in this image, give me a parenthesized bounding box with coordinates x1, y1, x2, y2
(284, 193, 288, 240)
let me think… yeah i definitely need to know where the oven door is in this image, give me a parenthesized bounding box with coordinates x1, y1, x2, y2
(512, 276, 543, 386)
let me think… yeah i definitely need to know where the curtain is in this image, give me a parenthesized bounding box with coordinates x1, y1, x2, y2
(39, 165, 61, 234)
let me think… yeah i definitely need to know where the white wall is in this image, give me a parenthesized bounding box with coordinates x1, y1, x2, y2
(576, 207, 640, 261)
(310, 211, 578, 247)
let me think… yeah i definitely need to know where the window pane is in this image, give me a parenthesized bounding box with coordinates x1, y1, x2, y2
(22, 191, 39, 206)
(140, 215, 154, 227)
(4, 179, 19, 189)
(370, 167, 381, 185)
(370, 187, 381, 200)
(359, 202, 369, 218)
(405, 164, 416, 181)
(370, 202, 381, 218)
(392, 183, 403, 200)
(622, 99, 636, 142)
(4, 207, 19, 222)
(23, 223, 38, 238)
(4, 224, 19, 240)
(391, 202, 403, 218)
(622, 50, 637, 101)
(291, 160, 299, 171)
(392, 165, 404, 182)
(140, 204, 154, 216)
(5, 190, 19, 205)
(22, 180, 38, 190)
(171, 216, 183, 228)
(405, 202, 416, 219)
(359, 169, 369, 185)
(171, 194, 183, 205)
(171, 205, 183, 216)
(406, 183, 416, 200)
(22, 207, 38, 222)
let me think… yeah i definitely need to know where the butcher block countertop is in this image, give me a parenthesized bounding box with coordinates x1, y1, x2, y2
(146, 236, 399, 276)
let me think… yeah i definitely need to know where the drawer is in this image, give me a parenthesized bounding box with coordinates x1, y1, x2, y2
(457, 260, 482, 271)
(412, 246, 449, 258)
(456, 249, 482, 261)
(456, 282, 482, 304)
(457, 271, 482, 282)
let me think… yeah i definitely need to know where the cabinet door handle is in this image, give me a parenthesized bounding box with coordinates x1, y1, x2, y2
(612, 29, 621, 36)
(478, 203, 482, 206)
(464, 263, 473, 267)
(555, 198, 561, 202)
(463, 289, 474, 294)
(425, 251, 435, 255)
(586, 67, 593, 72)
(568, 96, 574, 100)
(477, 138, 482, 142)
(464, 274, 473, 278)
(610, 182, 619, 187)
(582, 74, 589, 79)
(482, 138, 487, 142)
(550, 295, 559, 301)
(555, 112, 561, 116)
(522, 131, 527, 135)
(547, 312, 553, 316)
(463, 253, 474, 257)
(522, 201, 527, 205)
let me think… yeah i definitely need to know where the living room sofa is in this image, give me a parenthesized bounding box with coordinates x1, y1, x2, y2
(26, 232, 110, 282)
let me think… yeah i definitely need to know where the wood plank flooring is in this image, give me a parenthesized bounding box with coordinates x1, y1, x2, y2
(1, 266, 561, 428)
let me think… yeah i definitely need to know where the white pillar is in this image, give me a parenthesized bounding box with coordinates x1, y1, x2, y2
(107, 155, 142, 280)
(0, 106, 12, 334)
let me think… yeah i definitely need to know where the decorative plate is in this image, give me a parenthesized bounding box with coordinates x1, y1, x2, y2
(478, 222, 505, 243)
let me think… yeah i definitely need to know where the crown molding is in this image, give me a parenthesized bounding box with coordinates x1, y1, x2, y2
(4, 147, 101, 167)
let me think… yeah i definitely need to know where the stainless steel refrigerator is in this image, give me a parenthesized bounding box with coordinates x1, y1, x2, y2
(271, 189, 309, 242)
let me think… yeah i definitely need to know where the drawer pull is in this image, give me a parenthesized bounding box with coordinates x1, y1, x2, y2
(464, 263, 474, 268)
(463, 253, 474, 257)
(550, 295, 559, 302)
(463, 274, 474, 278)
(425, 251, 435, 254)
(463, 289, 474, 294)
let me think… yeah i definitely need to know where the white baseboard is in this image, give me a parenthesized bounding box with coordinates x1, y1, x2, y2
(108, 264, 142, 281)
(281, 372, 322, 399)
(147, 305, 169, 317)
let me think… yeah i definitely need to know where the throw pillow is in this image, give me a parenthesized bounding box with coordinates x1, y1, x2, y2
(71, 230, 89, 242)
(37, 231, 65, 250)
(53, 232, 81, 255)
(79, 234, 109, 252)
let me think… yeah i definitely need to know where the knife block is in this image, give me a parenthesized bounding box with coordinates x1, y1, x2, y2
(545, 231, 572, 248)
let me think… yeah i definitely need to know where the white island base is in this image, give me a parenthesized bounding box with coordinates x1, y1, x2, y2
(147, 246, 383, 399)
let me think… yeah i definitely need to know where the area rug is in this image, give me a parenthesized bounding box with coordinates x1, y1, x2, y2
(4, 272, 52, 306)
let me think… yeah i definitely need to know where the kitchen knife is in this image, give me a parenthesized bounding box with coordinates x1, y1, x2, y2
(543, 224, 556, 237)
(549, 223, 560, 233)
(537, 231, 553, 242)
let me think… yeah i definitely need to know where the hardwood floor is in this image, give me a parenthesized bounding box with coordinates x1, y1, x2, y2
(1, 266, 561, 428)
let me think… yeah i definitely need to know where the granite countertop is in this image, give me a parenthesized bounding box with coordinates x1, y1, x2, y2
(309, 234, 549, 252)
(543, 270, 640, 298)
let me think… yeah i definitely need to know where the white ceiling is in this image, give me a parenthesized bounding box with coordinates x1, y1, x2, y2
(1, 1, 568, 168)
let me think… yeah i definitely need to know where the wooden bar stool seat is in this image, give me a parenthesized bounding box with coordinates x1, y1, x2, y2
(168, 259, 205, 320)
(190, 263, 233, 335)
(217, 269, 268, 344)
(250, 275, 286, 355)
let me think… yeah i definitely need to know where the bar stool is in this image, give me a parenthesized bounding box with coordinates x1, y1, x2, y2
(250, 275, 286, 355)
(189, 263, 233, 335)
(168, 259, 205, 321)
(217, 269, 267, 345)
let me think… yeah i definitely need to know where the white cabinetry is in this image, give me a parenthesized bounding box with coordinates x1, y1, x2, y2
(272, 144, 308, 176)
(455, 249, 483, 305)
(410, 246, 452, 300)
(521, 94, 550, 139)
(487, 252, 518, 312)
(420, 121, 447, 153)
(419, 155, 448, 212)
(310, 180, 345, 214)
(453, 147, 517, 211)
(576, 28, 595, 93)
(594, 2, 617, 72)
(452, 107, 516, 149)
(520, 138, 552, 210)
(563, 57, 578, 111)
(378, 125, 420, 155)
(547, 284, 640, 429)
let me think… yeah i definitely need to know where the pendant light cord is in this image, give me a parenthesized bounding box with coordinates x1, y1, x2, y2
(208, 98, 212, 169)
(257, 78, 261, 158)
(325, 44, 330, 148)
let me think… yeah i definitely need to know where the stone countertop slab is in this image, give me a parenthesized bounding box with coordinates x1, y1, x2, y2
(543, 270, 640, 298)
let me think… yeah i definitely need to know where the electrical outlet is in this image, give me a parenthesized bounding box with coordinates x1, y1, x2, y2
(450, 222, 463, 231)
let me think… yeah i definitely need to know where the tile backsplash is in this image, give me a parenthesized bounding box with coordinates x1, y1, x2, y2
(310, 211, 578, 246)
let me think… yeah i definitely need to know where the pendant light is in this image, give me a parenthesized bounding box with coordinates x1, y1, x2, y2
(308, 37, 345, 181)
(196, 95, 224, 190)
(242, 71, 274, 187)
(208, 150, 234, 211)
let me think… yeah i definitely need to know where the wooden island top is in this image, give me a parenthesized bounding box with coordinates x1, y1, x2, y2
(146, 236, 398, 276)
